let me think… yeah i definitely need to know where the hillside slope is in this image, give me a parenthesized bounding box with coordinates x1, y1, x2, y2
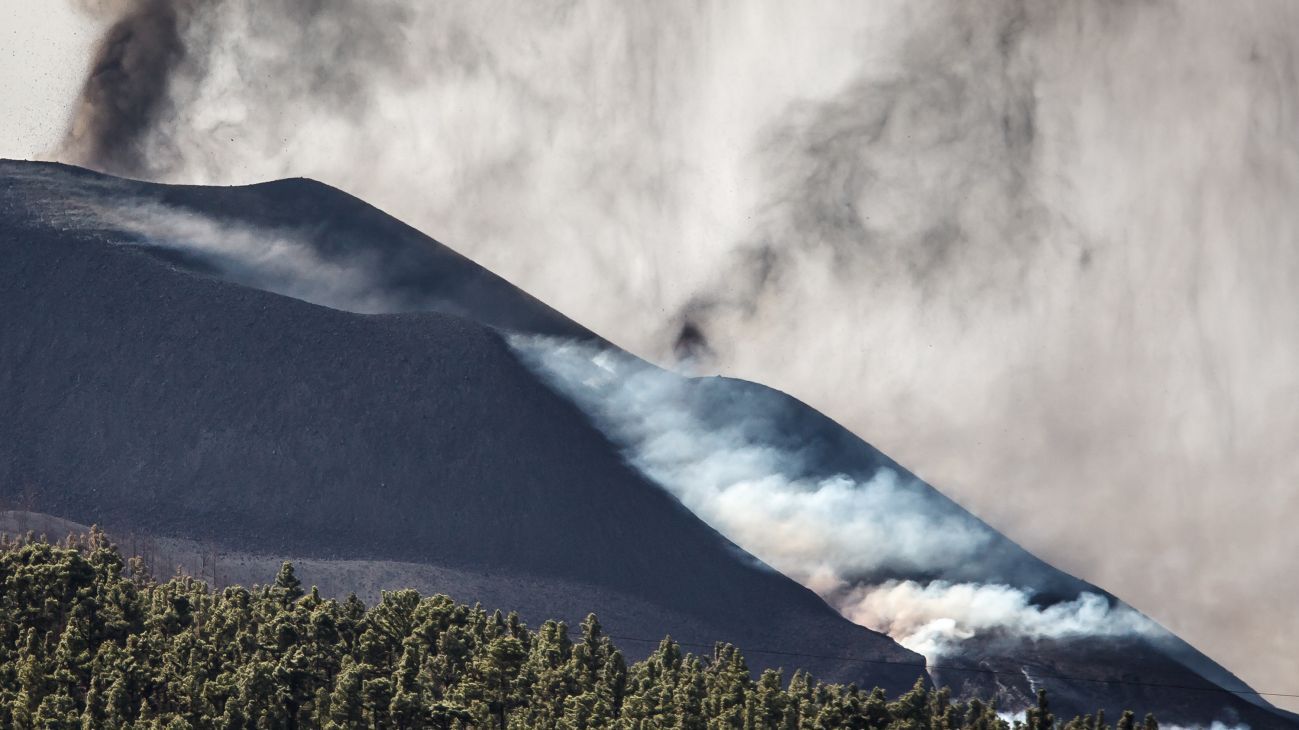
(1, 160, 1292, 727)
(0, 161, 923, 693)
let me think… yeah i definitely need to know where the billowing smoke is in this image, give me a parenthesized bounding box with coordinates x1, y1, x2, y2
(60, 0, 209, 176)
(49, 0, 1299, 709)
(510, 336, 1161, 661)
(839, 581, 1157, 660)
(507, 336, 999, 583)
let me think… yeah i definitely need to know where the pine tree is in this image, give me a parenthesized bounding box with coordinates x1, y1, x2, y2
(863, 686, 891, 729)
(887, 676, 931, 728)
(325, 656, 364, 729)
(704, 643, 748, 728)
(388, 636, 426, 729)
(274, 562, 305, 604)
(1025, 688, 1054, 730)
(33, 686, 79, 730)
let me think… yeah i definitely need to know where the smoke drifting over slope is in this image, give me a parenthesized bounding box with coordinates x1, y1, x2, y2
(511, 336, 1162, 663)
(52, 0, 1299, 708)
(103, 203, 402, 314)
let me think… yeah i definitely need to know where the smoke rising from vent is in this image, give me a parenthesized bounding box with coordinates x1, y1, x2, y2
(51, 0, 1299, 709)
(510, 336, 1162, 661)
(61, 0, 205, 176)
(509, 337, 1002, 582)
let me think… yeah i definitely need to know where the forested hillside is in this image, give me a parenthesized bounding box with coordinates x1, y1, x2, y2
(0, 531, 1159, 729)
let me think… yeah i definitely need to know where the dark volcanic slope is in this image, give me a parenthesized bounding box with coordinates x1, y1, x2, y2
(711, 386, 1291, 727)
(1, 160, 1292, 727)
(3, 160, 592, 340)
(0, 160, 922, 693)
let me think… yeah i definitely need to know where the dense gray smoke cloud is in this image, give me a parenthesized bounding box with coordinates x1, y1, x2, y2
(54, 0, 1299, 709)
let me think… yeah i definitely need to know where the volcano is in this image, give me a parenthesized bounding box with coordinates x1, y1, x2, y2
(0, 160, 1292, 727)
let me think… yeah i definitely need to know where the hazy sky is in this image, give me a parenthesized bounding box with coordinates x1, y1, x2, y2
(0, 1, 96, 160)
(5, 0, 1298, 713)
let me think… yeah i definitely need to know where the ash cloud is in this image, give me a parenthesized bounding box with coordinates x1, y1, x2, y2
(52, 0, 1299, 711)
(60, 0, 412, 178)
(60, 0, 206, 176)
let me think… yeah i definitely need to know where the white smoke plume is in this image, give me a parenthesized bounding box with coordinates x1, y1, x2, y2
(839, 580, 1157, 660)
(34, 0, 1299, 709)
(508, 336, 996, 581)
(510, 336, 1161, 661)
(16, 174, 403, 314)
(98, 204, 400, 314)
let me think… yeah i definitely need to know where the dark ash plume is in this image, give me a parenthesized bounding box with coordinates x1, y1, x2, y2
(672, 320, 713, 365)
(48, 0, 1299, 711)
(61, 0, 210, 177)
(60, 0, 411, 179)
(679, 0, 1046, 349)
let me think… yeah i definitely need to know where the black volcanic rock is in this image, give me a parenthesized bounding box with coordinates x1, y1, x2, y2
(1, 160, 1293, 727)
(1, 160, 591, 340)
(0, 160, 923, 694)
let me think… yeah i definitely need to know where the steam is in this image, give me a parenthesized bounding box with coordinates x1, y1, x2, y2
(511, 336, 1160, 661)
(61, 0, 209, 176)
(96, 203, 400, 314)
(11, 170, 404, 314)
(839, 581, 1156, 659)
(46, 0, 1299, 708)
(509, 337, 995, 581)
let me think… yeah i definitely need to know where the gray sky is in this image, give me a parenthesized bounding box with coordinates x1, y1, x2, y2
(0, 1, 96, 160)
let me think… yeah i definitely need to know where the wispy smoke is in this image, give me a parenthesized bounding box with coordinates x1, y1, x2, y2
(53, 0, 1299, 709)
(13, 170, 403, 313)
(95, 203, 401, 314)
(510, 336, 1161, 661)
